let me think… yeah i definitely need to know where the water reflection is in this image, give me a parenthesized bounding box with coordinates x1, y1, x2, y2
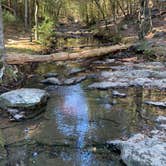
(53, 85, 92, 165)
(56, 37, 101, 49)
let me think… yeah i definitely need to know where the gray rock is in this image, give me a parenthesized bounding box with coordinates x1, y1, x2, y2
(0, 88, 48, 109)
(155, 116, 166, 123)
(92, 60, 106, 65)
(144, 101, 166, 108)
(43, 72, 58, 79)
(88, 81, 129, 89)
(68, 68, 85, 75)
(130, 78, 152, 86)
(76, 76, 86, 82)
(133, 62, 165, 70)
(64, 76, 86, 85)
(107, 132, 166, 166)
(7, 108, 25, 121)
(111, 65, 132, 71)
(41, 77, 61, 85)
(151, 79, 166, 90)
(103, 103, 112, 109)
(88, 61, 166, 90)
(150, 71, 166, 79)
(105, 59, 115, 63)
(64, 78, 75, 85)
(153, 116, 166, 130)
(12, 113, 25, 121)
(107, 115, 166, 166)
(159, 124, 166, 130)
(112, 91, 127, 98)
(101, 70, 152, 79)
(7, 108, 19, 115)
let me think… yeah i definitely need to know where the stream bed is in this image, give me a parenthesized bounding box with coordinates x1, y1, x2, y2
(0, 57, 165, 165)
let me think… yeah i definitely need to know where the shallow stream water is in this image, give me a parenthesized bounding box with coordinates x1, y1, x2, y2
(0, 59, 165, 166)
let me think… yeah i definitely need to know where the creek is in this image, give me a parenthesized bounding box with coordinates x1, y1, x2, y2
(0, 35, 165, 166)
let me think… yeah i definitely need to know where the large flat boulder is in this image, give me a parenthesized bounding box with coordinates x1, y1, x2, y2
(107, 132, 166, 166)
(107, 116, 166, 166)
(0, 88, 49, 109)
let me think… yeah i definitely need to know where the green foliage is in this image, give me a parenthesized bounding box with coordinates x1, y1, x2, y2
(37, 18, 56, 47)
(111, 33, 122, 44)
(144, 49, 155, 56)
(136, 41, 149, 52)
(3, 11, 16, 25)
(3, 65, 20, 84)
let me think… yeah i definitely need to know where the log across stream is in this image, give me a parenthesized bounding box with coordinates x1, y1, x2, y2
(6, 44, 131, 64)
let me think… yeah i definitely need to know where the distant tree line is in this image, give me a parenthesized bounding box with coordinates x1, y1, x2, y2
(1, 0, 165, 40)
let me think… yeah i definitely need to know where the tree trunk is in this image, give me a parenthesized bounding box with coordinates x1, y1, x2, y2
(34, 0, 39, 41)
(24, 0, 28, 31)
(29, 0, 32, 42)
(94, 0, 108, 29)
(13, 0, 18, 18)
(138, 0, 153, 40)
(0, 1, 5, 80)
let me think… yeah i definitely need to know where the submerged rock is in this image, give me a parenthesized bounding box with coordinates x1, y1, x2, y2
(0, 88, 48, 109)
(41, 77, 61, 85)
(144, 101, 166, 108)
(103, 103, 112, 110)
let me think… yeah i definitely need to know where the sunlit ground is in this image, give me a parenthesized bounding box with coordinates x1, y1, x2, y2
(6, 37, 42, 54)
(4, 24, 42, 54)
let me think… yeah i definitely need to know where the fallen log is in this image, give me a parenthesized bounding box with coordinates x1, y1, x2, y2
(6, 44, 131, 65)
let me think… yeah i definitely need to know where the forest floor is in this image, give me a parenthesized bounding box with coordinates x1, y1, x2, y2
(4, 10, 166, 61)
(4, 24, 42, 55)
